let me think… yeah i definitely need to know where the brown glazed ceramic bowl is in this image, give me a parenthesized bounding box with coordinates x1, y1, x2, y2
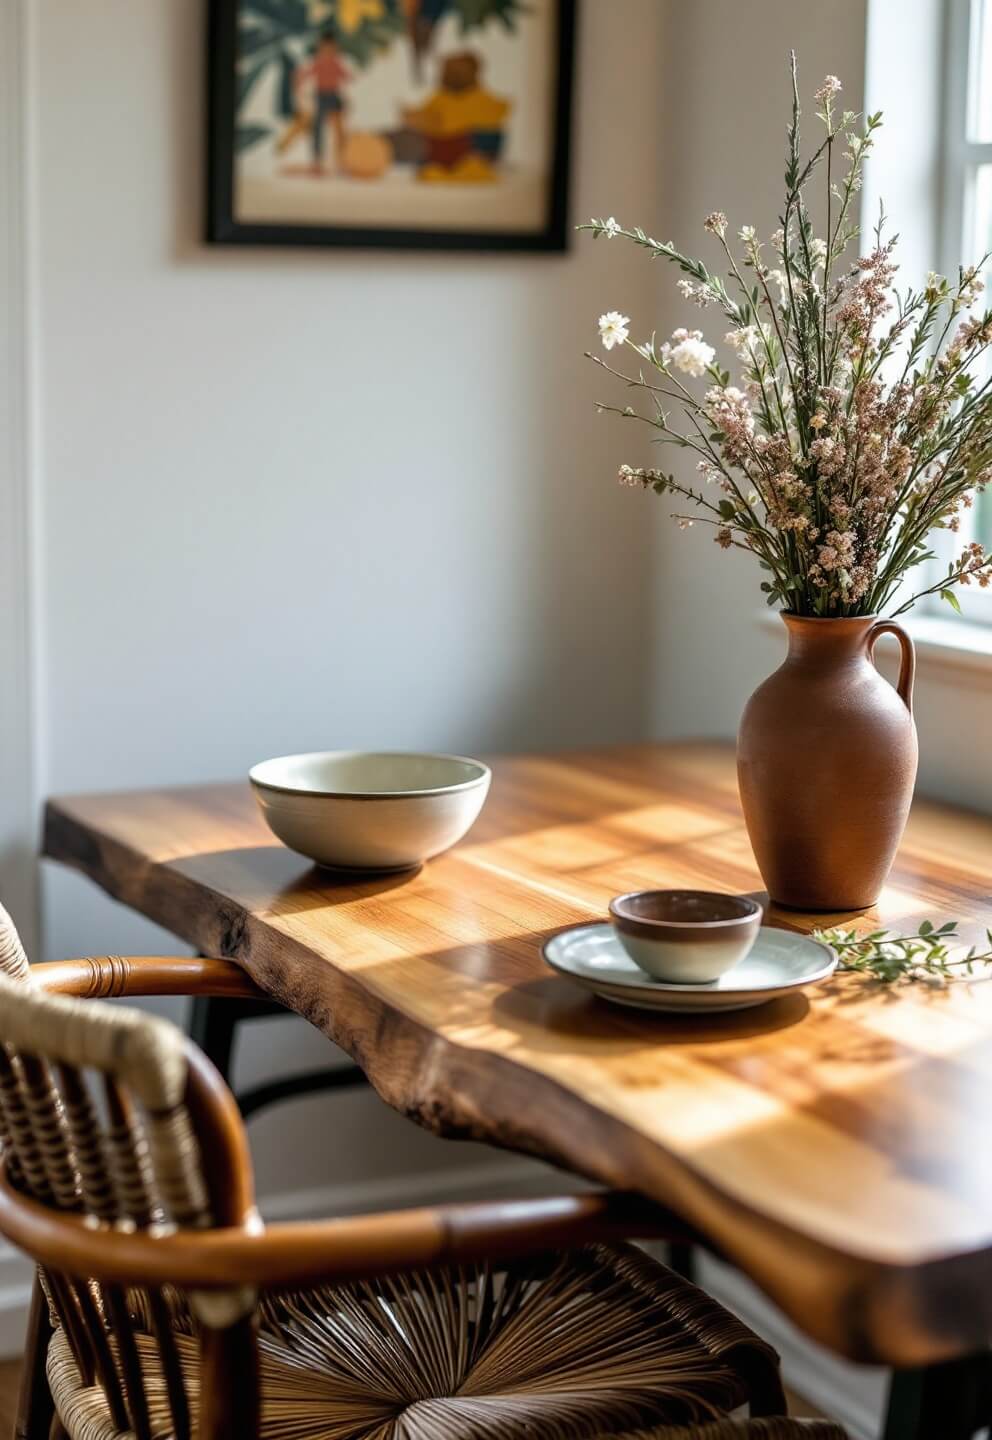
(608, 890, 763, 983)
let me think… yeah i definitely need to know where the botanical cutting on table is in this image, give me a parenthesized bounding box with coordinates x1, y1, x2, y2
(583, 57, 992, 913)
(817, 920, 992, 986)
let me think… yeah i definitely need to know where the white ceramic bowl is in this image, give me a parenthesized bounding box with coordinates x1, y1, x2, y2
(249, 751, 491, 871)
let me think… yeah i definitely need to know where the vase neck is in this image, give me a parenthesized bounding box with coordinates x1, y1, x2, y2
(780, 613, 877, 666)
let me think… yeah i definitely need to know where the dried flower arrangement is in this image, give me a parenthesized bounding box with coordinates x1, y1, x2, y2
(584, 57, 992, 618)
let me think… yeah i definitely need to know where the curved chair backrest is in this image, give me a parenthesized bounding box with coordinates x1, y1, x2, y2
(0, 905, 259, 1440)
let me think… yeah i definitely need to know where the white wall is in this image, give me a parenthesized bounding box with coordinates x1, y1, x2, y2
(19, 0, 664, 1209)
(0, 0, 39, 961)
(645, 0, 870, 740)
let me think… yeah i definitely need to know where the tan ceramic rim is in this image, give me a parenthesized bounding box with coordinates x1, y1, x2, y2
(609, 889, 762, 931)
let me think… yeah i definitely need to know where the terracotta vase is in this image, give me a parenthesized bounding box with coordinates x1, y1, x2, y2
(737, 614, 918, 912)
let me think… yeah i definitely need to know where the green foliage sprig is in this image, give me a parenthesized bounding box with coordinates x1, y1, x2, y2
(815, 919, 992, 985)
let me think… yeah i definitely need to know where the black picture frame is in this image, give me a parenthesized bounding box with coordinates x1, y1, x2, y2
(206, 0, 576, 253)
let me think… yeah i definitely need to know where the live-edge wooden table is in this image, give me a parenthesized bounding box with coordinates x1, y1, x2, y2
(43, 743, 992, 1435)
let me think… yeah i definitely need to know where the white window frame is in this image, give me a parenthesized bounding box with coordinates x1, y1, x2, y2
(936, 0, 992, 625)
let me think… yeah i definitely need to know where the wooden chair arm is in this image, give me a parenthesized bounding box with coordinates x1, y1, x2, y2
(12, 965, 699, 1305)
(0, 1175, 696, 1294)
(31, 955, 266, 1003)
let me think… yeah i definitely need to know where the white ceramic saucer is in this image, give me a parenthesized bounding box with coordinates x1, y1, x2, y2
(542, 923, 837, 1013)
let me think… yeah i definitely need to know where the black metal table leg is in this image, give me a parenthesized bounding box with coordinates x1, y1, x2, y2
(189, 993, 247, 1083)
(667, 1242, 697, 1283)
(884, 1353, 992, 1440)
(189, 993, 370, 1119)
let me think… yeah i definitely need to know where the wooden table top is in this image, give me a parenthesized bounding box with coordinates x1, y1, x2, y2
(43, 743, 992, 1367)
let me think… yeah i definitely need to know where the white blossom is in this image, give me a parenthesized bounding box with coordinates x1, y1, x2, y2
(598, 311, 630, 350)
(678, 278, 714, 309)
(667, 327, 715, 377)
(725, 326, 762, 354)
(962, 270, 986, 306)
(602, 216, 621, 239)
(768, 268, 790, 302)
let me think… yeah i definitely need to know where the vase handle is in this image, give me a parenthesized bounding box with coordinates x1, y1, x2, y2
(868, 620, 915, 714)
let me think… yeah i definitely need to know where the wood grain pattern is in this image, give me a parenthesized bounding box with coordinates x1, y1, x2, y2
(43, 742, 992, 1367)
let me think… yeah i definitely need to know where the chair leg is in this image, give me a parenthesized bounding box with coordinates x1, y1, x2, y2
(15, 1276, 54, 1440)
(189, 996, 240, 1084)
(667, 1241, 696, 1283)
(883, 1353, 991, 1440)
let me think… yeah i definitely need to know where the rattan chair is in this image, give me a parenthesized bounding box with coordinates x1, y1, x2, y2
(0, 903, 846, 1440)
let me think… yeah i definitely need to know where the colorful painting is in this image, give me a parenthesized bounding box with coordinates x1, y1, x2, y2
(207, 0, 575, 250)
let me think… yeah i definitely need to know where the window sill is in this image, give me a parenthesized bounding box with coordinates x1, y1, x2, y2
(900, 614, 992, 678)
(757, 611, 992, 682)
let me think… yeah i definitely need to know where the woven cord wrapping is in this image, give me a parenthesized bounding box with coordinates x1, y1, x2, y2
(0, 972, 255, 1328)
(0, 906, 37, 1193)
(0, 903, 29, 982)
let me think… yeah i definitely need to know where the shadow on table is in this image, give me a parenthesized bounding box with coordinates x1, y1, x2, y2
(491, 974, 810, 1051)
(170, 846, 421, 917)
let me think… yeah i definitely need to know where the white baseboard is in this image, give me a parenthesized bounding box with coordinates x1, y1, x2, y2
(0, 1163, 889, 1440)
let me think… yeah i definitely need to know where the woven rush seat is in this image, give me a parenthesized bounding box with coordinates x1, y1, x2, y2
(47, 1245, 781, 1440)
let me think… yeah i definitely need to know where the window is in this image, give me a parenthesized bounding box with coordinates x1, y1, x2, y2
(940, 0, 992, 622)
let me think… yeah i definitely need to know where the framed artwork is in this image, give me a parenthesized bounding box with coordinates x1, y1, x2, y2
(207, 0, 576, 251)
